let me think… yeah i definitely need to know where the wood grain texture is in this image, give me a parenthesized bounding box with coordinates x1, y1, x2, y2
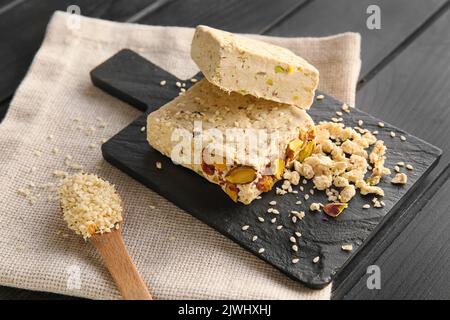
(138, 0, 305, 33)
(335, 7, 450, 299)
(265, 0, 447, 77)
(0, 0, 159, 103)
(90, 229, 152, 300)
(342, 167, 450, 299)
(357, 7, 450, 183)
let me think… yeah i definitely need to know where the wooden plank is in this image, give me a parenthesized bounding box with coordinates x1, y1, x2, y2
(265, 0, 447, 77)
(137, 0, 305, 33)
(0, 0, 159, 103)
(356, 6, 450, 182)
(336, 7, 450, 299)
(342, 166, 450, 299)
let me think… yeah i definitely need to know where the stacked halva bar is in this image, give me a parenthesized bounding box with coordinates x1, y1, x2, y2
(147, 25, 320, 204)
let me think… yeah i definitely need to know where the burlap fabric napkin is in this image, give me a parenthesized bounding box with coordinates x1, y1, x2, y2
(0, 11, 361, 300)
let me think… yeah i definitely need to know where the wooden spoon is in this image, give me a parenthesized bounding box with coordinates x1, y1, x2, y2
(59, 173, 152, 300)
(89, 229, 152, 300)
(89, 227, 153, 300)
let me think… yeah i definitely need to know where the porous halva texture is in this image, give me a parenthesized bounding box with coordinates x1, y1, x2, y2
(191, 25, 319, 109)
(147, 79, 315, 204)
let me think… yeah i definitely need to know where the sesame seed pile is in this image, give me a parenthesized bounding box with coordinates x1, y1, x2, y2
(59, 173, 123, 239)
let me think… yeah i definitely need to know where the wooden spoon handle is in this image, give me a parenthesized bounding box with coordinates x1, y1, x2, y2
(90, 230, 152, 300)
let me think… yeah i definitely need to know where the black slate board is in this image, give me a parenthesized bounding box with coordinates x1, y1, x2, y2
(90, 49, 442, 289)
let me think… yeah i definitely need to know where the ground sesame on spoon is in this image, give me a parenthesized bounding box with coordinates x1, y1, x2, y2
(59, 173, 152, 300)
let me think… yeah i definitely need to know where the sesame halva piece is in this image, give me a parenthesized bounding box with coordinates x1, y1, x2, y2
(309, 202, 321, 212)
(339, 185, 356, 203)
(342, 103, 350, 113)
(391, 173, 408, 185)
(341, 244, 353, 252)
(191, 25, 319, 108)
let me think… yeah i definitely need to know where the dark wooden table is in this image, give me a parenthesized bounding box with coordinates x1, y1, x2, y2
(1, 0, 449, 300)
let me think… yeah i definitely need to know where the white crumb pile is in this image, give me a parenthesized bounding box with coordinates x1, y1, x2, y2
(59, 173, 123, 239)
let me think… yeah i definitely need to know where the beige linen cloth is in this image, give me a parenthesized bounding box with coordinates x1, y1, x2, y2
(0, 11, 361, 300)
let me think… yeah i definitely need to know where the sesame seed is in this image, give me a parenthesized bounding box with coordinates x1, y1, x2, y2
(406, 164, 414, 170)
(258, 248, 265, 254)
(358, 120, 364, 126)
(175, 81, 181, 88)
(342, 103, 350, 113)
(394, 165, 400, 172)
(155, 161, 162, 169)
(33, 150, 42, 157)
(390, 131, 396, 138)
(313, 256, 320, 263)
(289, 236, 296, 243)
(190, 78, 198, 83)
(241, 225, 250, 231)
(304, 194, 309, 200)
(252, 235, 258, 242)
(89, 143, 96, 149)
(341, 244, 353, 252)
(397, 161, 405, 167)
(292, 258, 300, 264)
(276, 225, 283, 230)
(378, 122, 385, 128)
(271, 218, 276, 223)
(292, 216, 297, 223)
(400, 135, 406, 141)
(160, 80, 166, 86)
(296, 200, 302, 205)
(309, 189, 314, 195)
(269, 200, 277, 205)
(316, 94, 324, 100)
(180, 88, 186, 93)
(336, 111, 343, 116)
(302, 179, 308, 185)
(363, 204, 371, 209)
(292, 245, 298, 252)
(140, 126, 146, 132)
(299, 186, 304, 192)
(181, 83, 186, 88)
(295, 232, 302, 237)
(372, 130, 379, 135)
(257, 217, 265, 222)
